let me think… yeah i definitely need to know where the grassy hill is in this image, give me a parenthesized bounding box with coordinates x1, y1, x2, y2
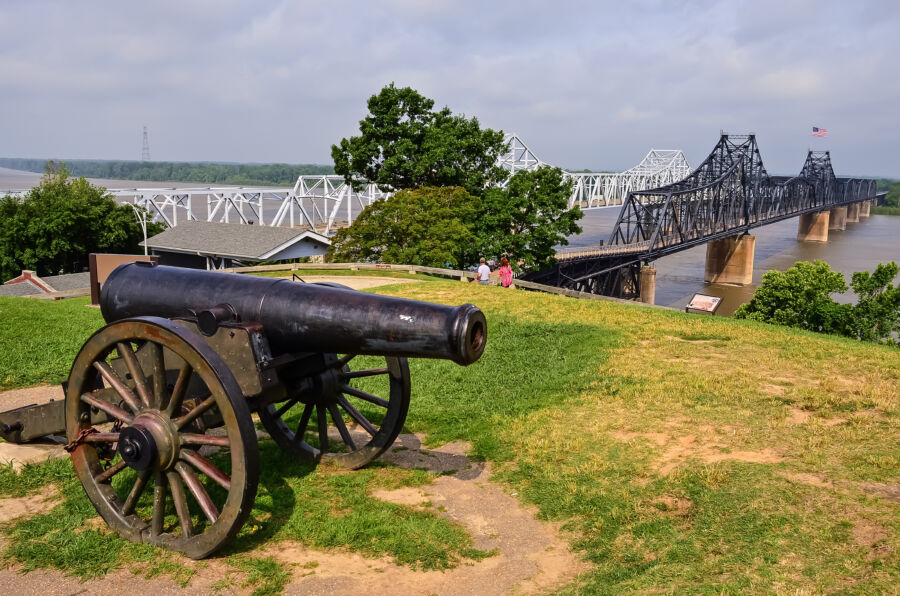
(0, 279, 897, 593)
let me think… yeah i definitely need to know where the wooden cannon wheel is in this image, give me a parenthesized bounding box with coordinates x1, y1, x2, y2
(65, 317, 259, 560)
(259, 282, 412, 469)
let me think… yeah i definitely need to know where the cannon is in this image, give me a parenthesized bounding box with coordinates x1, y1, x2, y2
(0, 262, 486, 559)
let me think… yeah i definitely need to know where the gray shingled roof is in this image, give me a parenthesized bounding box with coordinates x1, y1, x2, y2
(0, 281, 42, 296)
(141, 221, 329, 260)
(40, 271, 91, 291)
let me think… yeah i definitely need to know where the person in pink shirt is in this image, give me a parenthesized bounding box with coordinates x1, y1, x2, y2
(498, 257, 513, 288)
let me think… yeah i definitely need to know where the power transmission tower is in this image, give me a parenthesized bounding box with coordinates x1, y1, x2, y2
(141, 126, 151, 161)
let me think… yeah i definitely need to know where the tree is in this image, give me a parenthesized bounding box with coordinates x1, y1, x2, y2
(476, 166, 583, 271)
(327, 186, 477, 268)
(0, 163, 163, 281)
(734, 260, 900, 346)
(845, 262, 900, 343)
(733, 260, 850, 334)
(331, 84, 508, 195)
(885, 182, 900, 207)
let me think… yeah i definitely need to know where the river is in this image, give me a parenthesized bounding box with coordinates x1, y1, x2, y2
(567, 206, 900, 315)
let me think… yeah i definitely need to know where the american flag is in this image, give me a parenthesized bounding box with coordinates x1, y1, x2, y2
(812, 127, 828, 137)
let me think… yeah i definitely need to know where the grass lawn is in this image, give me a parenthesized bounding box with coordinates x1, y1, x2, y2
(0, 279, 897, 593)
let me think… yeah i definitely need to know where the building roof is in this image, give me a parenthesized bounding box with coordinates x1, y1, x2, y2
(0, 271, 90, 296)
(40, 271, 91, 291)
(0, 281, 42, 296)
(141, 221, 330, 260)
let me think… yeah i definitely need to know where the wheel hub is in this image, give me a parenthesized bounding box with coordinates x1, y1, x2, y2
(119, 412, 180, 472)
(118, 426, 156, 470)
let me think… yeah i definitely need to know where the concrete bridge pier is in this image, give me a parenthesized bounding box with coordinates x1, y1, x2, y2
(639, 266, 656, 305)
(704, 235, 756, 285)
(797, 211, 830, 242)
(859, 200, 871, 218)
(846, 202, 860, 223)
(829, 206, 847, 231)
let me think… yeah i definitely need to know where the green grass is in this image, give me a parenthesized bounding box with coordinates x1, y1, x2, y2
(249, 268, 446, 281)
(0, 296, 103, 390)
(1, 278, 898, 593)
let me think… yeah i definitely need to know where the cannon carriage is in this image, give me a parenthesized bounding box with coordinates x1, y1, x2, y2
(0, 262, 487, 559)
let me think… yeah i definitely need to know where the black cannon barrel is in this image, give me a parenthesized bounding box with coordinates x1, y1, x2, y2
(100, 263, 486, 365)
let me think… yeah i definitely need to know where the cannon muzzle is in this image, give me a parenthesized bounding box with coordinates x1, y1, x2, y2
(100, 263, 486, 365)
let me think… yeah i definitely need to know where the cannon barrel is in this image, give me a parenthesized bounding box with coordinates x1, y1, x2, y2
(100, 263, 486, 365)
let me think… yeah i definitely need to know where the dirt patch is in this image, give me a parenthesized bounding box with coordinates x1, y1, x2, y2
(860, 482, 900, 504)
(610, 428, 786, 476)
(610, 430, 670, 446)
(852, 521, 891, 560)
(0, 384, 63, 409)
(786, 407, 810, 424)
(781, 472, 834, 489)
(264, 434, 588, 595)
(761, 384, 788, 397)
(0, 485, 62, 523)
(653, 494, 693, 516)
(665, 336, 717, 344)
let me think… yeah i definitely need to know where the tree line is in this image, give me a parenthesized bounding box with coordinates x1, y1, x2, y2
(0, 158, 333, 187)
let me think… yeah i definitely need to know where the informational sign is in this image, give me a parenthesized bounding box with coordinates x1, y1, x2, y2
(375, 264, 392, 269)
(686, 293, 723, 315)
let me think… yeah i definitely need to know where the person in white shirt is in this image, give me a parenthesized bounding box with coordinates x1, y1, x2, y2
(476, 258, 491, 285)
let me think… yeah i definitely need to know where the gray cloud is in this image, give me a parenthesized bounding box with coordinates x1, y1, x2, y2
(1, 0, 897, 177)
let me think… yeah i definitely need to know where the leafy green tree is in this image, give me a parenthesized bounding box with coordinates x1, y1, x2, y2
(331, 84, 508, 195)
(845, 262, 900, 343)
(476, 166, 582, 271)
(327, 186, 477, 268)
(733, 260, 850, 334)
(0, 163, 163, 281)
(885, 182, 900, 207)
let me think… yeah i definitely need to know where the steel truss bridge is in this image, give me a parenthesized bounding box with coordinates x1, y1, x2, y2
(4, 134, 691, 234)
(523, 133, 877, 299)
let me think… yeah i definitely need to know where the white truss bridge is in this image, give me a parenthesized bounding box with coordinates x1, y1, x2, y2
(3, 134, 691, 234)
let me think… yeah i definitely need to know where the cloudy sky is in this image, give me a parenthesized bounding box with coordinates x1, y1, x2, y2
(2, 0, 899, 177)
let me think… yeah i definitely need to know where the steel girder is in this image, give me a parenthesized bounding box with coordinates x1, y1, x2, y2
(526, 133, 877, 299)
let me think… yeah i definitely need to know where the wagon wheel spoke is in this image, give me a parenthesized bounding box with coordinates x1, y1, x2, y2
(274, 397, 300, 419)
(80, 391, 132, 424)
(167, 471, 194, 538)
(343, 367, 389, 379)
(146, 342, 168, 409)
(316, 404, 329, 455)
(331, 353, 356, 369)
(122, 469, 151, 515)
(181, 448, 231, 491)
(175, 396, 216, 430)
(294, 403, 314, 442)
(336, 395, 377, 437)
(179, 433, 230, 447)
(164, 362, 193, 417)
(328, 402, 356, 450)
(116, 341, 152, 408)
(83, 432, 121, 443)
(176, 462, 219, 524)
(92, 360, 142, 413)
(151, 472, 167, 536)
(339, 384, 389, 408)
(95, 460, 128, 484)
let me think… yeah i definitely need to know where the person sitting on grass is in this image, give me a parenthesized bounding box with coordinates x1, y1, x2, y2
(498, 257, 513, 288)
(476, 258, 491, 285)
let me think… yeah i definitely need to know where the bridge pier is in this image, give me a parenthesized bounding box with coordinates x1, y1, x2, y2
(797, 211, 830, 243)
(846, 202, 860, 223)
(859, 200, 871, 218)
(828, 206, 847, 231)
(639, 266, 656, 305)
(704, 235, 755, 285)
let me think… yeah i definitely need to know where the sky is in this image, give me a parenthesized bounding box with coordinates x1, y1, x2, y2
(1, 0, 899, 178)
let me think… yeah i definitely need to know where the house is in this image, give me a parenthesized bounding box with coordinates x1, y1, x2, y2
(141, 221, 331, 269)
(0, 270, 91, 297)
